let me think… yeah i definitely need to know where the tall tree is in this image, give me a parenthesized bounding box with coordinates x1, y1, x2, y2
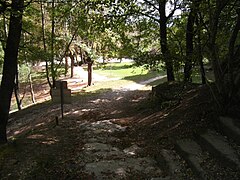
(195, 12, 206, 84)
(205, 0, 240, 114)
(0, 0, 24, 144)
(40, 2, 51, 88)
(184, 0, 200, 82)
(50, 0, 56, 88)
(133, 0, 180, 81)
(159, 0, 175, 81)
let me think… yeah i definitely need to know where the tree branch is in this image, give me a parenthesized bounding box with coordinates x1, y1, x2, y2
(137, 10, 160, 23)
(142, 0, 159, 11)
(105, 12, 136, 19)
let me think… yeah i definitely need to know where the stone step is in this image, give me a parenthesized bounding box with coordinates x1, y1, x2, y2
(197, 129, 240, 170)
(219, 116, 240, 145)
(175, 139, 207, 180)
(160, 149, 187, 179)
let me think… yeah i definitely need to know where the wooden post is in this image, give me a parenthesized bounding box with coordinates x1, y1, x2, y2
(87, 62, 93, 86)
(55, 116, 59, 126)
(60, 81, 64, 119)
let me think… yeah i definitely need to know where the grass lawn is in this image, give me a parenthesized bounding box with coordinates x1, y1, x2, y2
(95, 62, 165, 82)
(82, 62, 215, 93)
(94, 62, 161, 79)
(82, 62, 166, 92)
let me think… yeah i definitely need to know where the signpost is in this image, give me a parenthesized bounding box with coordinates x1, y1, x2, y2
(60, 81, 64, 119)
(51, 80, 71, 119)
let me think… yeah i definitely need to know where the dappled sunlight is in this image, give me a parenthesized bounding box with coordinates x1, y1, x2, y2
(41, 137, 59, 145)
(5, 69, 163, 179)
(27, 134, 45, 139)
(163, 113, 169, 117)
(65, 109, 90, 116)
(116, 96, 124, 100)
(110, 117, 135, 126)
(7, 108, 59, 142)
(72, 110, 82, 114)
(82, 108, 92, 112)
(12, 127, 29, 136)
(91, 98, 111, 103)
(85, 120, 127, 133)
(123, 145, 141, 156)
(131, 96, 146, 102)
(123, 75, 167, 91)
(4, 76, 171, 178)
(161, 122, 183, 136)
(110, 110, 122, 115)
(1, 0, 237, 176)
(35, 122, 46, 127)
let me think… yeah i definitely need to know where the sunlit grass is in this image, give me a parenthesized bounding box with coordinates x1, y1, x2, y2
(94, 62, 150, 78)
(83, 62, 165, 92)
(94, 62, 164, 82)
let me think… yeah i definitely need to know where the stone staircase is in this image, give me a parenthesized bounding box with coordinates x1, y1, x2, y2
(173, 117, 240, 179)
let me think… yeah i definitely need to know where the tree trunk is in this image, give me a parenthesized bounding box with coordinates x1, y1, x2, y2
(41, 2, 52, 88)
(14, 67, 22, 110)
(184, 0, 202, 82)
(208, 1, 229, 90)
(198, 43, 206, 85)
(14, 86, 22, 110)
(196, 14, 206, 84)
(64, 56, 68, 76)
(208, 3, 228, 105)
(0, 0, 24, 144)
(207, 1, 230, 112)
(103, 54, 106, 64)
(184, 10, 195, 82)
(70, 52, 74, 78)
(51, 0, 56, 88)
(28, 72, 35, 104)
(2, 13, 7, 48)
(79, 47, 84, 64)
(14, 86, 21, 110)
(159, 0, 174, 81)
(88, 62, 93, 86)
(227, 9, 240, 99)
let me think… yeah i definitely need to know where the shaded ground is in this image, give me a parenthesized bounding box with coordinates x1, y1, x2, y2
(1, 71, 240, 179)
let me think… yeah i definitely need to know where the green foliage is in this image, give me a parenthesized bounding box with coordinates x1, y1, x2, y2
(18, 64, 31, 83)
(1, 0, 238, 86)
(134, 51, 162, 71)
